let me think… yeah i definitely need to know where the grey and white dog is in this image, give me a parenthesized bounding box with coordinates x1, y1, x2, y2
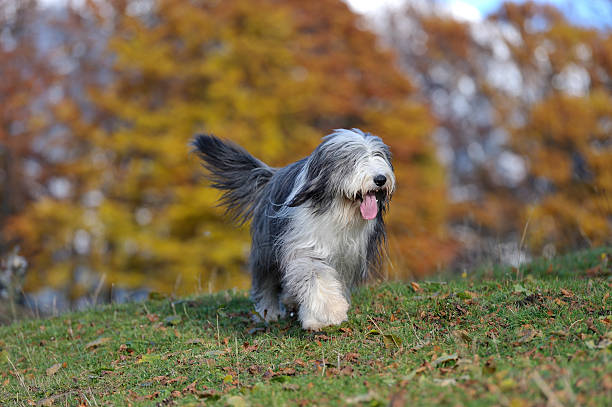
(193, 129, 395, 330)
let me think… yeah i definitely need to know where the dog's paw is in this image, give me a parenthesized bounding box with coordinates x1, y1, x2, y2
(300, 295, 349, 330)
(253, 302, 286, 323)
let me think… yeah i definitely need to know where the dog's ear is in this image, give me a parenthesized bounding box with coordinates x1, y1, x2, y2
(287, 180, 317, 207)
(287, 171, 330, 208)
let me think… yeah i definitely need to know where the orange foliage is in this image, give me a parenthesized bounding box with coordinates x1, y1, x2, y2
(10, 0, 453, 298)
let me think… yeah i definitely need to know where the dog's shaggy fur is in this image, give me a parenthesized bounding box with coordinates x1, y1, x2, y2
(193, 129, 395, 330)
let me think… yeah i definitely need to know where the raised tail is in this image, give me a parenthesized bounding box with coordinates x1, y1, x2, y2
(192, 134, 275, 223)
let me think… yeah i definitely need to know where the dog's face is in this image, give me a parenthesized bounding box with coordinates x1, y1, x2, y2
(288, 129, 395, 220)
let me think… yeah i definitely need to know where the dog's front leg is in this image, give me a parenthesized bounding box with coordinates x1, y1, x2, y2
(283, 256, 349, 330)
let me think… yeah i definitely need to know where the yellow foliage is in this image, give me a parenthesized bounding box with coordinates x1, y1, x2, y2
(13, 0, 453, 297)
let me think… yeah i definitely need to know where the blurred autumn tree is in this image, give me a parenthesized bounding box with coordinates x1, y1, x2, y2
(491, 2, 612, 250)
(10, 0, 453, 299)
(0, 0, 56, 254)
(384, 1, 611, 261)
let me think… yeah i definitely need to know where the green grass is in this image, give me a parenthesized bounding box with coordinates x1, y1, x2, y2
(1, 247, 611, 406)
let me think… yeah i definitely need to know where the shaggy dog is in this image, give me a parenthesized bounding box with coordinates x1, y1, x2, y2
(193, 129, 395, 330)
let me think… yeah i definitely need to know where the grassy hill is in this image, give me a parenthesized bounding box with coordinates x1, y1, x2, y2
(1, 247, 611, 406)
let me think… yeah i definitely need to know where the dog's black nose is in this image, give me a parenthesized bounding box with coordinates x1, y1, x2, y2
(373, 174, 387, 187)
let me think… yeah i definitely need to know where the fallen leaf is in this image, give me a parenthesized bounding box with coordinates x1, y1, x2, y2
(433, 378, 456, 386)
(38, 397, 54, 407)
(389, 389, 407, 407)
(344, 352, 359, 362)
(137, 354, 161, 364)
(382, 334, 402, 349)
(515, 328, 540, 344)
(483, 357, 496, 374)
(509, 398, 527, 407)
(164, 315, 181, 326)
(226, 395, 248, 407)
(186, 338, 205, 345)
(119, 343, 135, 353)
(345, 391, 379, 404)
(146, 314, 159, 322)
(410, 282, 422, 292)
(84, 337, 111, 350)
(453, 330, 472, 344)
(500, 378, 516, 391)
(46, 363, 62, 376)
(432, 353, 458, 367)
(222, 374, 233, 384)
(242, 342, 258, 352)
(513, 284, 531, 294)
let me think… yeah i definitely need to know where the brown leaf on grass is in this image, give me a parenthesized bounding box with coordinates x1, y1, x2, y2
(151, 375, 187, 385)
(84, 337, 111, 350)
(344, 352, 359, 363)
(37, 397, 54, 407)
(279, 367, 296, 375)
(585, 265, 611, 277)
(264, 367, 297, 380)
(483, 357, 496, 374)
(560, 288, 574, 297)
(603, 373, 612, 390)
(340, 366, 354, 375)
(388, 389, 407, 407)
(514, 328, 541, 345)
(242, 342, 258, 352)
(410, 282, 422, 292)
(186, 338, 205, 345)
(144, 391, 160, 400)
(554, 298, 566, 306)
(586, 319, 599, 334)
(46, 363, 62, 376)
(453, 329, 472, 344)
(182, 381, 197, 394)
(248, 365, 262, 374)
(146, 313, 159, 322)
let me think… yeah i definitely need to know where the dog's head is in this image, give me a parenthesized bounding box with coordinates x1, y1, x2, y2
(288, 128, 395, 220)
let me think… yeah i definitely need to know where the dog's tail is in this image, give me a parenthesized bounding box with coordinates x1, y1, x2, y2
(192, 134, 275, 223)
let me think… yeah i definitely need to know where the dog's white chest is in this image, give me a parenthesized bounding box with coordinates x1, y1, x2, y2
(290, 204, 373, 283)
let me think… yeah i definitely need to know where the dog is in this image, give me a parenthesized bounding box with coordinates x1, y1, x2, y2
(193, 128, 395, 330)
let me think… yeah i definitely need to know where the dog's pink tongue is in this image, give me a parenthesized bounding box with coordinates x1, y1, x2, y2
(360, 193, 378, 220)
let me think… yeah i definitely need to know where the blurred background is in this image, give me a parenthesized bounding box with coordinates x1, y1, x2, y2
(0, 0, 610, 321)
